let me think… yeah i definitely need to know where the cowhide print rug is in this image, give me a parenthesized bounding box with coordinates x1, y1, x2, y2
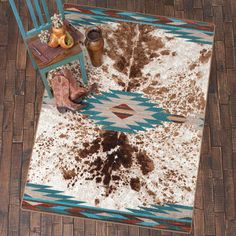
(28, 21, 212, 211)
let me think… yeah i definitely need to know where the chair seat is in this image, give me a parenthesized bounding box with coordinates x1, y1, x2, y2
(27, 35, 82, 69)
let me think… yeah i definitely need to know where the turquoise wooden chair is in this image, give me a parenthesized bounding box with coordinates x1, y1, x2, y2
(9, 0, 88, 98)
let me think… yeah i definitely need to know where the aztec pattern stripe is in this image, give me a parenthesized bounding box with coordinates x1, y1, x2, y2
(22, 182, 193, 233)
(80, 90, 172, 133)
(64, 4, 214, 45)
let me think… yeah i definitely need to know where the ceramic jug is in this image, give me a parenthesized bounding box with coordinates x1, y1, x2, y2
(85, 26, 104, 67)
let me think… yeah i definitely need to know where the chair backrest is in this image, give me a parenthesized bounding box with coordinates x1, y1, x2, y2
(9, 0, 65, 39)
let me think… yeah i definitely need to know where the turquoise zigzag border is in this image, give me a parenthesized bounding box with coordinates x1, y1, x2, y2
(23, 182, 193, 224)
(64, 8, 214, 45)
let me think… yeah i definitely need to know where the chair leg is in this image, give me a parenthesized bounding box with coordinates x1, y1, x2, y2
(78, 52, 88, 85)
(24, 41, 37, 70)
(39, 71, 53, 99)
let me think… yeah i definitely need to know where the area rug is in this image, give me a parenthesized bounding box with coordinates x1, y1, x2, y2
(22, 4, 215, 234)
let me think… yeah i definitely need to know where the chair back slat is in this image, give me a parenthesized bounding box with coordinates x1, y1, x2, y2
(41, 0, 51, 22)
(33, 0, 45, 25)
(55, 0, 64, 19)
(10, 0, 65, 39)
(26, 0, 39, 28)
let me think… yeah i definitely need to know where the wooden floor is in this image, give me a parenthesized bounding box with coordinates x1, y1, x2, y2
(0, 0, 235, 235)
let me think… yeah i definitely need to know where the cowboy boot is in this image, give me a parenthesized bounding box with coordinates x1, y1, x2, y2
(51, 75, 86, 113)
(58, 68, 86, 101)
(71, 82, 98, 104)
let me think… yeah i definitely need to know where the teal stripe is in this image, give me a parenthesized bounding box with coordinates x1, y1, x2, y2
(34, 0, 45, 25)
(24, 196, 192, 223)
(26, 0, 39, 28)
(56, 0, 64, 19)
(65, 10, 214, 36)
(41, 0, 50, 22)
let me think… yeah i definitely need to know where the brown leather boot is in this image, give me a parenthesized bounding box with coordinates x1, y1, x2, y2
(50, 74, 86, 113)
(62, 68, 98, 102)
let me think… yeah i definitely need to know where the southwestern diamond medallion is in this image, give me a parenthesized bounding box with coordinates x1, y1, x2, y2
(110, 103, 135, 120)
(81, 90, 184, 133)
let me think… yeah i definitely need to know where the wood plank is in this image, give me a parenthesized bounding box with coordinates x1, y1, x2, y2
(230, 94, 236, 126)
(16, 29, 27, 70)
(226, 219, 236, 236)
(117, 224, 128, 236)
(208, 93, 221, 146)
(107, 0, 117, 9)
(24, 103, 35, 130)
(193, 8, 204, 21)
(84, 219, 96, 236)
(217, 71, 229, 104)
(96, 0, 107, 7)
(9, 143, 22, 205)
(96, 221, 107, 236)
(140, 228, 150, 236)
(0, 69, 6, 105)
(208, 54, 217, 94)
(213, 178, 225, 212)
(215, 212, 225, 236)
(5, 60, 16, 102)
(62, 217, 74, 236)
(215, 40, 226, 72)
(135, 0, 146, 13)
(0, 2, 9, 46)
(160, 231, 172, 235)
(19, 211, 30, 236)
(193, 0, 202, 9)
(224, 169, 236, 220)
(127, 0, 135, 11)
(211, 147, 223, 179)
(30, 212, 41, 236)
(3, 102, 14, 133)
(107, 223, 118, 236)
(41, 215, 52, 236)
(15, 70, 25, 96)
(220, 104, 231, 130)
(150, 229, 161, 235)
(202, 169, 215, 235)
(13, 95, 25, 143)
(129, 226, 140, 236)
(51, 216, 62, 236)
(212, 0, 224, 6)
(183, 0, 194, 19)
(87, 0, 96, 6)
(7, 6, 19, 61)
(0, 46, 7, 70)
(193, 209, 205, 235)
(201, 125, 211, 155)
(116, 0, 127, 10)
(221, 128, 233, 170)
(145, 0, 157, 14)
(232, 128, 236, 152)
(73, 218, 84, 236)
(0, 103, 3, 145)
(0, 130, 13, 236)
(194, 169, 204, 209)
(8, 204, 20, 236)
(21, 127, 34, 196)
(223, 0, 232, 22)
(224, 22, 234, 48)
(225, 46, 235, 69)
(202, 0, 213, 19)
